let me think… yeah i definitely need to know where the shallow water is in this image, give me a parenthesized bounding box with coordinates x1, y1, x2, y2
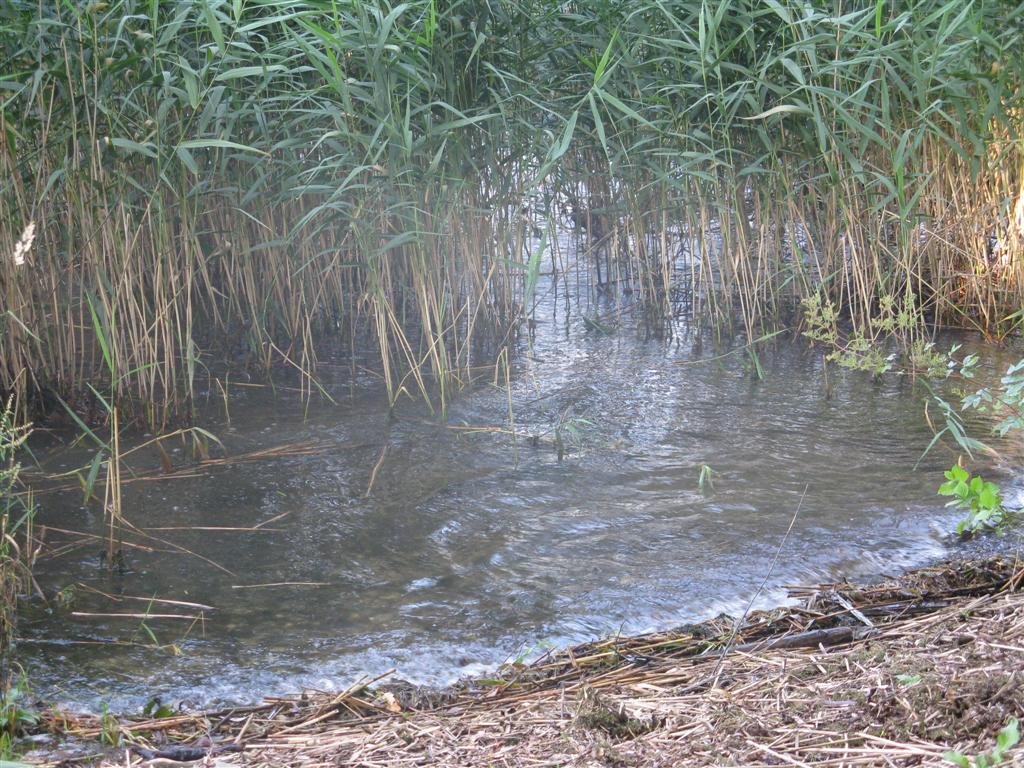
(20, 247, 1024, 712)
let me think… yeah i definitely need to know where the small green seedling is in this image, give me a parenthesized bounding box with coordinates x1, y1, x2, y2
(698, 463, 715, 493)
(944, 717, 1019, 767)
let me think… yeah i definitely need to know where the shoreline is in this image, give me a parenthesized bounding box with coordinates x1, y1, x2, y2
(28, 547, 1024, 767)
(31, 521, 1021, 710)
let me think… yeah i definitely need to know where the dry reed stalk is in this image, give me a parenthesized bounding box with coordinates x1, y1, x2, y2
(2, 1, 1021, 424)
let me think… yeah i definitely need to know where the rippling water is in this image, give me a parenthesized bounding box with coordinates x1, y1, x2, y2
(20, 246, 1024, 712)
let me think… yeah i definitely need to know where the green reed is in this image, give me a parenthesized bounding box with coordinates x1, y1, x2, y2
(0, 396, 33, 693)
(0, 0, 1020, 423)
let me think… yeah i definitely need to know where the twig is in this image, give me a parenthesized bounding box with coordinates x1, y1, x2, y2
(711, 484, 806, 687)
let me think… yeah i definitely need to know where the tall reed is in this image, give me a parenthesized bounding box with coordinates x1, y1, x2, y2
(0, 0, 1021, 423)
(0, 396, 33, 693)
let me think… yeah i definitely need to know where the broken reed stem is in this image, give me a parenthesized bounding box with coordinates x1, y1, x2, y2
(711, 483, 806, 687)
(104, 406, 122, 569)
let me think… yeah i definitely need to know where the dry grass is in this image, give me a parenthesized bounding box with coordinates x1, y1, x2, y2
(37, 557, 1024, 767)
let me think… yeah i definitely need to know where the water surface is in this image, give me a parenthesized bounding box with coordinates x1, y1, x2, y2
(22, 248, 1024, 711)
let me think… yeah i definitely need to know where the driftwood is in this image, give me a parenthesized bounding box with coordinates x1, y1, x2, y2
(730, 624, 875, 653)
(130, 742, 242, 762)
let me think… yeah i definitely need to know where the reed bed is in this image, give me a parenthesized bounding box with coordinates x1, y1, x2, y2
(36, 555, 1024, 767)
(0, 397, 34, 692)
(1, 1, 1022, 424)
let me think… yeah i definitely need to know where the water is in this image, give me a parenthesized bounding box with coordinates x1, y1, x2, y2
(20, 247, 1024, 712)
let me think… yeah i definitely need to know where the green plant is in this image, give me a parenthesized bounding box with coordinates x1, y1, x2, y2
(552, 412, 593, 462)
(0, 676, 37, 740)
(98, 703, 120, 747)
(0, 670, 39, 764)
(0, 398, 33, 695)
(927, 355, 1024, 534)
(938, 465, 1009, 536)
(510, 640, 555, 667)
(53, 585, 76, 610)
(141, 697, 176, 719)
(945, 717, 1020, 768)
(799, 292, 1010, 538)
(801, 292, 953, 379)
(698, 464, 715, 493)
(962, 360, 1024, 437)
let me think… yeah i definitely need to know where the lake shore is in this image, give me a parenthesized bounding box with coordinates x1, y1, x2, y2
(29, 547, 1024, 767)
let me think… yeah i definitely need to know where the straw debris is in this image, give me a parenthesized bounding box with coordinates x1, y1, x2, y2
(35, 556, 1024, 767)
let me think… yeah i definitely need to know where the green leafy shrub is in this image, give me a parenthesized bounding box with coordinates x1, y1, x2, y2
(962, 360, 1024, 437)
(938, 465, 1008, 536)
(800, 293, 954, 379)
(932, 356, 1024, 534)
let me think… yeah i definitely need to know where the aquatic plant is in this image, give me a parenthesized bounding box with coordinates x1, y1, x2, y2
(802, 296, 1018, 535)
(553, 411, 592, 461)
(0, 671, 37, 766)
(0, 397, 33, 699)
(0, 0, 1020, 423)
(98, 703, 121, 746)
(698, 463, 714, 494)
(0, 228, 37, 756)
(0, 674, 37, 744)
(962, 359, 1024, 437)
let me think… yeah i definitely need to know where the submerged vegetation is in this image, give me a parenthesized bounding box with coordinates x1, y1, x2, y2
(0, 0, 1021, 424)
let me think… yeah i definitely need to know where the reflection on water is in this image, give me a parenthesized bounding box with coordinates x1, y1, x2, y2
(21, 248, 1024, 712)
